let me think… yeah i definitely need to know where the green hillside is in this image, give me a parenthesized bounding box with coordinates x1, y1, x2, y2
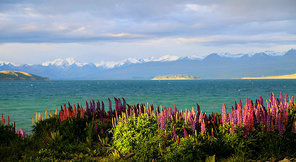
(0, 71, 49, 81)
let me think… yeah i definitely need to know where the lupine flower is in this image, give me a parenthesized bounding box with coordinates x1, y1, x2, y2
(230, 123, 235, 133)
(183, 126, 188, 137)
(108, 98, 112, 116)
(1, 114, 5, 125)
(201, 119, 206, 134)
(222, 104, 227, 125)
(18, 128, 24, 138)
(157, 113, 166, 130)
(172, 126, 177, 140)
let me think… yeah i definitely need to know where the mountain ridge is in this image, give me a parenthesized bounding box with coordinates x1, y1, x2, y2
(1, 49, 295, 80)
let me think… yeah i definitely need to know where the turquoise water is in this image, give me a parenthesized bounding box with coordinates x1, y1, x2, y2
(1, 80, 296, 132)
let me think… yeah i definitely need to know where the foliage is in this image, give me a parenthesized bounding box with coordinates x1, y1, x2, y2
(1, 92, 296, 161)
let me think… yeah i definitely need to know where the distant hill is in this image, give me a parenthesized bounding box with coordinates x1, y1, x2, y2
(152, 74, 199, 80)
(0, 49, 296, 80)
(0, 71, 49, 81)
(242, 73, 296, 79)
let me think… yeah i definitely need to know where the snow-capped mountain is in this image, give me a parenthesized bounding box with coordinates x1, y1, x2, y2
(42, 58, 88, 67)
(94, 55, 180, 69)
(1, 49, 295, 80)
(0, 61, 19, 66)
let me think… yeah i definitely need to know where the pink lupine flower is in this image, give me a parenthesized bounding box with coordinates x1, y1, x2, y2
(201, 119, 206, 134)
(237, 104, 242, 127)
(174, 104, 177, 115)
(230, 123, 235, 133)
(172, 126, 177, 140)
(199, 112, 203, 124)
(280, 92, 283, 103)
(7, 115, 10, 125)
(285, 94, 289, 103)
(1, 114, 5, 125)
(19, 129, 24, 138)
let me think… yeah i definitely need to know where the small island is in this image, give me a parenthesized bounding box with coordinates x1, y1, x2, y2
(242, 73, 296, 79)
(152, 74, 200, 80)
(0, 71, 49, 81)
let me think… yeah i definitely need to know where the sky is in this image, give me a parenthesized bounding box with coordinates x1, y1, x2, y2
(0, 0, 295, 65)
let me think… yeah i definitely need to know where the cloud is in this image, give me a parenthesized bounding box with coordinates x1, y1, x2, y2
(0, 0, 295, 43)
(0, 0, 295, 63)
(176, 34, 296, 45)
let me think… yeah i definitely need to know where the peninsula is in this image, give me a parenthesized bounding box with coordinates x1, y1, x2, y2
(242, 73, 296, 79)
(0, 71, 49, 81)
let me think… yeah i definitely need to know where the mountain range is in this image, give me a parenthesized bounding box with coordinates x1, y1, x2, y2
(1, 49, 296, 80)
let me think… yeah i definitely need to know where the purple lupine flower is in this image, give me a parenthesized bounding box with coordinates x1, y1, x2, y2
(183, 126, 188, 137)
(114, 97, 118, 112)
(122, 98, 126, 112)
(108, 98, 112, 116)
(118, 98, 122, 114)
(160, 114, 166, 130)
(101, 101, 105, 115)
(222, 104, 227, 125)
(96, 101, 101, 112)
(157, 113, 166, 130)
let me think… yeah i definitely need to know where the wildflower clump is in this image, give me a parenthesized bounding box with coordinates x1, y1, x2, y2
(1, 92, 296, 161)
